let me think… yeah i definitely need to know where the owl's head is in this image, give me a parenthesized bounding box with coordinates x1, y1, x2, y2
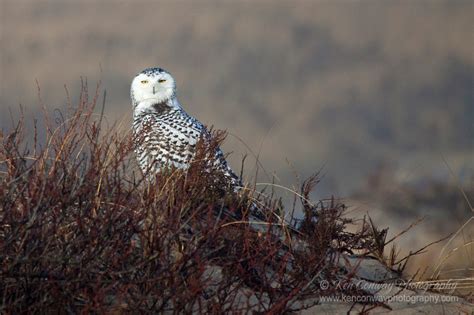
(131, 67, 177, 106)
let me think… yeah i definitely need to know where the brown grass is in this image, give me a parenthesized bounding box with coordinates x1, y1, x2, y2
(0, 84, 414, 313)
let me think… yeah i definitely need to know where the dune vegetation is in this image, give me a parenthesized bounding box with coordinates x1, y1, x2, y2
(0, 84, 421, 313)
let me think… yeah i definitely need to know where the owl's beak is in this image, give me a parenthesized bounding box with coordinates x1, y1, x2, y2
(153, 86, 156, 94)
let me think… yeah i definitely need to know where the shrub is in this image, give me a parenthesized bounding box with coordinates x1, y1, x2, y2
(0, 84, 397, 313)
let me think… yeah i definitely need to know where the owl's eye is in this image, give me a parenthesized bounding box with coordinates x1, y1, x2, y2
(158, 79, 166, 83)
(140, 80, 148, 84)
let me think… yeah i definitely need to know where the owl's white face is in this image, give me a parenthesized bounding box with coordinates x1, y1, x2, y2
(131, 68, 176, 106)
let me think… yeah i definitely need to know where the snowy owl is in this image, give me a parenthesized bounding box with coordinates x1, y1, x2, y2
(131, 67, 241, 187)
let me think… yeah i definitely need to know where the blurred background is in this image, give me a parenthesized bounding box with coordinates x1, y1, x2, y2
(1, 1, 472, 278)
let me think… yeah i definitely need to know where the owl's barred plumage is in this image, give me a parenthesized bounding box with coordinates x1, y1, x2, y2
(131, 67, 241, 187)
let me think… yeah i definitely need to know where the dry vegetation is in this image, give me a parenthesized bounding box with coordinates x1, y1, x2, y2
(1, 3, 472, 282)
(0, 84, 420, 313)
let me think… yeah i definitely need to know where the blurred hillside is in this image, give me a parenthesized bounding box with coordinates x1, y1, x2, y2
(1, 0, 472, 253)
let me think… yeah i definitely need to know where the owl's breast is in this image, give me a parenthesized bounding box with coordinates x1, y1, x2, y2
(134, 113, 203, 173)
